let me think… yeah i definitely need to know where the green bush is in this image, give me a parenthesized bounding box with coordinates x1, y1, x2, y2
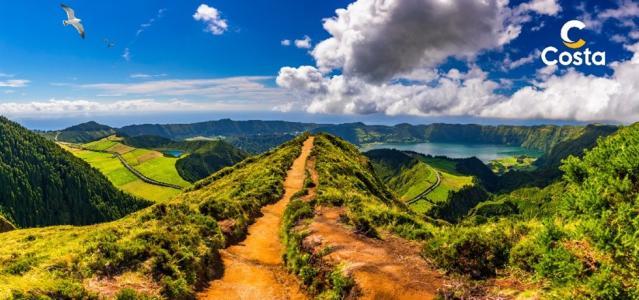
(423, 226, 511, 279)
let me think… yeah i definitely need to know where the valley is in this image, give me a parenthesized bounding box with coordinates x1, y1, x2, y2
(0, 118, 634, 299)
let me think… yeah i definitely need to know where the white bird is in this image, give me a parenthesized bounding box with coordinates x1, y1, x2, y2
(61, 4, 85, 39)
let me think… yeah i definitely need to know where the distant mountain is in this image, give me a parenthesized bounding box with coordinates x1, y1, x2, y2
(313, 122, 592, 152)
(57, 121, 116, 143)
(114, 119, 612, 153)
(0, 117, 150, 227)
(118, 119, 322, 140)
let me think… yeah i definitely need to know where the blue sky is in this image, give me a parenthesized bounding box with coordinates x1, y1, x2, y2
(1, 0, 639, 129)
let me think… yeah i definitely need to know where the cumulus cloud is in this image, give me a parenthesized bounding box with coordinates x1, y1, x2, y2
(294, 35, 312, 49)
(307, 0, 554, 83)
(278, 43, 639, 122)
(518, 0, 561, 16)
(281, 39, 291, 46)
(193, 4, 228, 35)
(0, 79, 29, 88)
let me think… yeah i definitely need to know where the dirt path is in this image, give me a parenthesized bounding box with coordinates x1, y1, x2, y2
(197, 137, 314, 300)
(304, 207, 444, 300)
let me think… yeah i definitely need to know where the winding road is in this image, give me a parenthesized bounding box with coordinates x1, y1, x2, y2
(406, 166, 441, 205)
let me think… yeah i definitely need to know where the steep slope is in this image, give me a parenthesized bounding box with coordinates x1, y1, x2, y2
(57, 121, 116, 143)
(365, 149, 438, 201)
(0, 133, 307, 299)
(0, 117, 149, 228)
(0, 214, 15, 233)
(176, 141, 248, 182)
(422, 123, 639, 298)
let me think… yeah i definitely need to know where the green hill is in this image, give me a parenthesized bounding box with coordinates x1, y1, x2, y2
(120, 135, 249, 182)
(0, 133, 308, 299)
(175, 141, 248, 182)
(57, 121, 116, 143)
(0, 117, 150, 228)
(422, 123, 639, 298)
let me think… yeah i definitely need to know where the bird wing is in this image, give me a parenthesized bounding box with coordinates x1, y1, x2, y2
(71, 22, 85, 39)
(60, 4, 76, 20)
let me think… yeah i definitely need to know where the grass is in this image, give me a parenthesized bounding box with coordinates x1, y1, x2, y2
(0, 134, 307, 298)
(389, 162, 437, 201)
(488, 155, 537, 175)
(62, 145, 181, 203)
(74, 136, 192, 189)
(426, 172, 474, 203)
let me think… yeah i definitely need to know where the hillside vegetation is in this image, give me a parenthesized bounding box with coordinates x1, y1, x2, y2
(120, 135, 248, 182)
(0, 117, 150, 228)
(83, 136, 191, 188)
(0, 134, 307, 299)
(422, 123, 639, 298)
(62, 144, 182, 202)
(52, 121, 116, 143)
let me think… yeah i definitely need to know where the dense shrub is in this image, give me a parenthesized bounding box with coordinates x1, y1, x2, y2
(423, 226, 511, 279)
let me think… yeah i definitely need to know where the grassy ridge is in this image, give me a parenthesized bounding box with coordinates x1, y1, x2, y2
(0, 134, 307, 298)
(282, 134, 434, 298)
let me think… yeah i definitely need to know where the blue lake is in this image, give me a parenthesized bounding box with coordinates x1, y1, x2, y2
(163, 150, 185, 157)
(359, 142, 543, 163)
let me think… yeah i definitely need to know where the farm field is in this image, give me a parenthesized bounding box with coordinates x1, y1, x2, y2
(409, 156, 474, 214)
(59, 143, 183, 202)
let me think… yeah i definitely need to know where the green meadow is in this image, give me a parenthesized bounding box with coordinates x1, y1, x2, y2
(61, 144, 183, 203)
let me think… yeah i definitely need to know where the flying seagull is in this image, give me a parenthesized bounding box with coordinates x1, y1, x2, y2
(61, 4, 85, 39)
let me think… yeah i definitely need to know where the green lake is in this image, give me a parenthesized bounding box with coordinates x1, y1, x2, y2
(360, 142, 543, 162)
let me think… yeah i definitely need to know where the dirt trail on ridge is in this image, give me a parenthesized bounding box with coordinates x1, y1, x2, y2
(197, 137, 314, 300)
(304, 206, 444, 300)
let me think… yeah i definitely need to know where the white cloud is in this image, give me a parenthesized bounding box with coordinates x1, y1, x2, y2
(137, 8, 166, 36)
(294, 35, 312, 49)
(0, 79, 29, 88)
(130, 73, 168, 79)
(193, 4, 228, 35)
(307, 0, 547, 84)
(579, 0, 639, 31)
(503, 50, 540, 70)
(0, 99, 272, 117)
(611, 34, 628, 43)
(281, 39, 291, 46)
(0, 73, 13, 78)
(518, 0, 561, 16)
(122, 48, 131, 61)
(73, 76, 291, 103)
